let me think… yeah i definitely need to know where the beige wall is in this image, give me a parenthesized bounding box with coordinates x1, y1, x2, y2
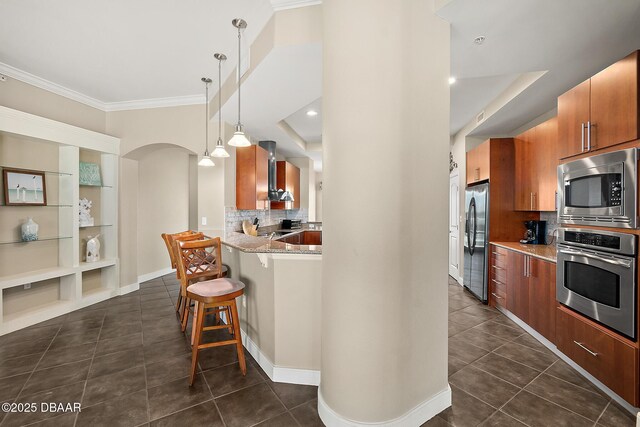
(321, 0, 450, 423)
(136, 147, 190, 276)
(0, 77, 106, 133)
(225, 247, 322, 372)
(119, 158, 139, 286)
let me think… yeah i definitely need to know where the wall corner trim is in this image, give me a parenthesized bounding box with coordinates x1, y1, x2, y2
(317, 385, 451, 427)
(118, 282, 140, 295)
(241, 328, 320, 386)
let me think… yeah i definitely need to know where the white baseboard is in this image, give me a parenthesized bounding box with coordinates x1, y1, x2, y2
(241, 329, 320, 386)
(497, 307, 640, 415)
(137, 267, 174, 284)
(118, 282, 140, 295)
(457, 276, 464, 286)
(318, 385, 451, 426)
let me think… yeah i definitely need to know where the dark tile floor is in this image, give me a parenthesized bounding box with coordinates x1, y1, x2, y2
(0, 274, 636, 426)
(424, 277, 637, 427)
(0, 274, 322, 427)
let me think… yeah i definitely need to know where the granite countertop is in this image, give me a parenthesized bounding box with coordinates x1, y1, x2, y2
(222, 225, 322, 255)
(491, 241, 557, 263)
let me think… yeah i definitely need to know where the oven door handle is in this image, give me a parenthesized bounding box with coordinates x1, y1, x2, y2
(558, 249, 633, 268)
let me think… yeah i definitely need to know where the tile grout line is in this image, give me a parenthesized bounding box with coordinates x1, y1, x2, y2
(74, 304, 108, 427)
(593, 400, 611, 426)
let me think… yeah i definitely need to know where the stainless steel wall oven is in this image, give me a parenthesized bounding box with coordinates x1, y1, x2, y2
(556, 228, 637, 339)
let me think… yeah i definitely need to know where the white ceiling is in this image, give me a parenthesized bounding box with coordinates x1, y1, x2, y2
(0, 0, 274, 104)
(283, 98, 322, 143)
(441, 0, 640, 137)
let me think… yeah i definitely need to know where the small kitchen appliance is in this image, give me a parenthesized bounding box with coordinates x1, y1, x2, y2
(520, 220, 547, 244)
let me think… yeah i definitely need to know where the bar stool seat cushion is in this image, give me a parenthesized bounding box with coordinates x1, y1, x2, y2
(187, 278, 245, 298)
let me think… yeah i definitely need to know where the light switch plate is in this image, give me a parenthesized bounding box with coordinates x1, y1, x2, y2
(201, 217, 207, 226)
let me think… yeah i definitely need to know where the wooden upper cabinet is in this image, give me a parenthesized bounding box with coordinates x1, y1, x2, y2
(514, 117, 558, 211)
(537, 117, 558, 211)
(557, 79, 591, 159)
(466, 140, 490, 185)
(270, 161, 301, 210)
(514, 127, 536, 210)
(558, 50, 639, 160)
(236, 145, 269, 210)
(590, 50, 639, 151)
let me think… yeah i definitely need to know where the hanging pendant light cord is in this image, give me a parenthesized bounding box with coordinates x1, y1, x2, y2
(237, 26, 242, 127)
(218, 58, 223, 139)
(205, 82, 209, 152)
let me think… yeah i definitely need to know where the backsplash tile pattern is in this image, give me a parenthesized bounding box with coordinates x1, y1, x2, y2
(540, 211, 558, 243)
(224, 207, 308, 233)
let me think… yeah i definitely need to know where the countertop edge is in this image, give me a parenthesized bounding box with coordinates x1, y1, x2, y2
(491, 241, 557, 263)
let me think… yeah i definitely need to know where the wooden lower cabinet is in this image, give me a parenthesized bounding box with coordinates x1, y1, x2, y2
(556, 306, 639, 406)
(528, 257, 556, 343)
(490, 245, 555, 343)
(489, 245, 508, 310)
(302, 231, 322, 245)
(506, 250, 529, 324)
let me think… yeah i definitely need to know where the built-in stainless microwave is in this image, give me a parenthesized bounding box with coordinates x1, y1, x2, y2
(558, 148, 637, 228)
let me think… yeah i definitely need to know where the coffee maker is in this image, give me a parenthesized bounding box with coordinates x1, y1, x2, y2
(520, 220, 547, 244)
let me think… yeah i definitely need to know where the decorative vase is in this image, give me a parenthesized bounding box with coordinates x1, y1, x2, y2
(21, 217, 39, 242)
(86, 234, 101, 263)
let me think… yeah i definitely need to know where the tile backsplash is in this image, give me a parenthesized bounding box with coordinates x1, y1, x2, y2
(540, 211, 558, 243)
(224, 207, 308, 233)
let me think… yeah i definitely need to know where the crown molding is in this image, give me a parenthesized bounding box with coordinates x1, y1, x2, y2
(104, 95, 204, 112)
(0, 61, 207, 112)
(270, 0, 322, 11)
(0, 61, 106, 110)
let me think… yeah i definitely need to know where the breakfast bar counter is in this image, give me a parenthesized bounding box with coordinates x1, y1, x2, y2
(220, 227, 322, 386)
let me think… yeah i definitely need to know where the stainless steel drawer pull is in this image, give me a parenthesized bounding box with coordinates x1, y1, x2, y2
(491, 252, 503, 256)
(574, 341, 598, 357)
(492, 265, 504, 271)
(491, 279, 504, 286)
(491, 292, 503, 300)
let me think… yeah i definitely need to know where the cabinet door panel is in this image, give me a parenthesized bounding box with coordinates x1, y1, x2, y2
(514, 129, 535, 211)
(466, 140, 490, 184)
(528, 258, 555, 342)
(558, 79, 591, 159)
(536, 117, 558, 211)
(590, 51, 639, 151)
(556, 307, 638, 405)
(506, 251, 524, 317)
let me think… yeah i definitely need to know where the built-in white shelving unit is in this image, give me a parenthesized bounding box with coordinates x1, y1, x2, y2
(0, 106, 120, 335)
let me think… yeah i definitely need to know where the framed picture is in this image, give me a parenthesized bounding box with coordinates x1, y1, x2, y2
(79, 162, 102, 186)
(3, 168, 47, 206)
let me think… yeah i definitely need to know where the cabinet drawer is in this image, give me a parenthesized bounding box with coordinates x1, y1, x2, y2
(490, 280, 507, 309)
(491, 264, 507, 283)
(556, 307, 638, 405)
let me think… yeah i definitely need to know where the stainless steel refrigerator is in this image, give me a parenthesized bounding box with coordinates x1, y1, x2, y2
(463, 182, 489, 302)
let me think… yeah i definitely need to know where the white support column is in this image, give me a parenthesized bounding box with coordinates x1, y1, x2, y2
(320, 1, 451, 425)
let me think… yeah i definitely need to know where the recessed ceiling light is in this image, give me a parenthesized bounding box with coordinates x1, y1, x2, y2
(306, 110, 318, 117)
(474, 36, 486, 45)
(448, 76, 456, 85)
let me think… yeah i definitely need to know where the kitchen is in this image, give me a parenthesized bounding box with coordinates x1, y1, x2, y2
(1, 1, 640, 426)
(452, 45, 640, 424)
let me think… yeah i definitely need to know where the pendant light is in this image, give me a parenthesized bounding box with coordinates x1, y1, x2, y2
(198, 77, 215, 167)
(228, 18, 251, 147)
(211, 53, 230, 158)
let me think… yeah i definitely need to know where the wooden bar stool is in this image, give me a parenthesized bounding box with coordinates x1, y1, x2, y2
(176, 238, 246, 385)
(161, 231, 204, 316)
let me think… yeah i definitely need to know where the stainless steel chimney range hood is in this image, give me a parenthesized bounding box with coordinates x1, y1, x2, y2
(258, 140, 281, 202)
